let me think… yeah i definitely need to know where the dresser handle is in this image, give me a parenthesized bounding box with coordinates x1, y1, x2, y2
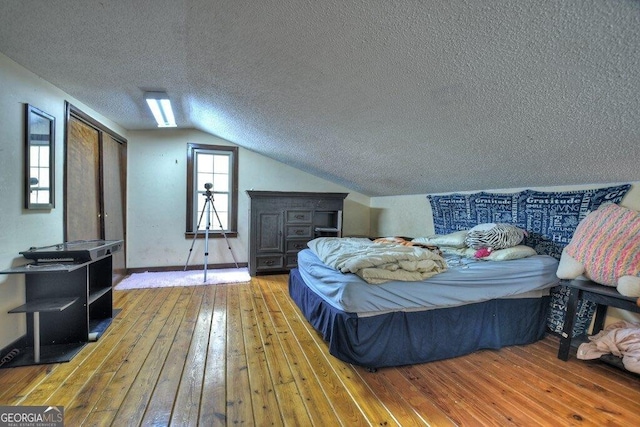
(265, 260, 274, 266)
(294, 244, 303, 249)
(295, 230, 304, 235)
(295, 214, 304, 219)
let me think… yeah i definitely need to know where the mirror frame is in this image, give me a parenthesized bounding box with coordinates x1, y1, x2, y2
(25, 104, 55, 209)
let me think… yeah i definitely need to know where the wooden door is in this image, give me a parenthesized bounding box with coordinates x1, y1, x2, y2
(102, 133, 126, 277)
(66, 116, 101, 241)
(65, 104, 127, 279)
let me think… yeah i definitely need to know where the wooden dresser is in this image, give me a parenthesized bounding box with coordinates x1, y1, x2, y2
(247, 191, 347, 276)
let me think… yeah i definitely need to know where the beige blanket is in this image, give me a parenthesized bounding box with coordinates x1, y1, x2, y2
(306, 237, 447, 284)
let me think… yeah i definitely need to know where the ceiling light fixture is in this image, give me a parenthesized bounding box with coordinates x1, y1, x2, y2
(144, 91, 177, 127)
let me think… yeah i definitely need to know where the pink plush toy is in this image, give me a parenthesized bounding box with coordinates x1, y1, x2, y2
(474, 247, 493, 258)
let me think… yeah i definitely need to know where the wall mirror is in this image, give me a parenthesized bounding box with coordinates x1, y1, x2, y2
(25, 104, 55, 209)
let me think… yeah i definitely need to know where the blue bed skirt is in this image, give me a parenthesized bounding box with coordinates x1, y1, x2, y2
(289, 268, 550, 368)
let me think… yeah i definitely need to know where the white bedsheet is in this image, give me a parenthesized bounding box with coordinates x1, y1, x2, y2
(297, 248, 560, 317)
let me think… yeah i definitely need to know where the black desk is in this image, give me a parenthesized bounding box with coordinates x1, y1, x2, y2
(1, 240, 122, 367)
(557, 279, 640, 363)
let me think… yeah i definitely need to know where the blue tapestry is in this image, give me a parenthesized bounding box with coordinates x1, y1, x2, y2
(429, 191, 526, 235)
(428, 193, 473, 232)
(469, 191, 524, 225)
(427, 184, 631, 259)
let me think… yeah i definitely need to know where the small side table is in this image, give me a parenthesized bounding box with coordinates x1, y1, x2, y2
(557, 279, 640, 362)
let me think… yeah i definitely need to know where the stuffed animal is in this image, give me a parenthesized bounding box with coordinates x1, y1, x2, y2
(556, 203, 640, 298)
(474, 247, 493, 258)
(465, 223, 526, 259)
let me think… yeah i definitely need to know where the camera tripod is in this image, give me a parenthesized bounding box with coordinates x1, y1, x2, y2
(184, 183, 238, 282)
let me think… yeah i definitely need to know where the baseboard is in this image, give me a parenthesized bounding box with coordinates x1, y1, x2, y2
(126, 262, 248, 275)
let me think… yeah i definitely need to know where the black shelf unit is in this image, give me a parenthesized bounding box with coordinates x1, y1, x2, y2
(1, 252, 117, 368)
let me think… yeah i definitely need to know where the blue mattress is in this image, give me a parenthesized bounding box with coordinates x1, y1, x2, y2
(289, 250, 559, 368)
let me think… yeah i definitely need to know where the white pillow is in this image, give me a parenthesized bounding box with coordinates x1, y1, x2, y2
(438, 246, 469, 256)
(481, 245, 537, 261)
(413, 230, 468, 248)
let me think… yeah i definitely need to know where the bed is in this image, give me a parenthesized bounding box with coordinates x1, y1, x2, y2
(289, 241, 559, 368)
(288, 184, 632, 369)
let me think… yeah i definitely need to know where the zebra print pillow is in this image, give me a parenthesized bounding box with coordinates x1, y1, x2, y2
(465, 223, 526, 250)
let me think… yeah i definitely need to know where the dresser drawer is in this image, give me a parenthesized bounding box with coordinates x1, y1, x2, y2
(286, 210, 312, 223)
(285, 254, 299, 269)
(255, 255, 284, 271)
(286, 240, 308, 253)
(286, 225, 313, 239)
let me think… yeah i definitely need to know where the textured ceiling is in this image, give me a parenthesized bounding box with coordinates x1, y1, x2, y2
(1, 0, 639, 196)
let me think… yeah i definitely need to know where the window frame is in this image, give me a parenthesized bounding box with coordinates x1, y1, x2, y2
(185, 143, 238, 238)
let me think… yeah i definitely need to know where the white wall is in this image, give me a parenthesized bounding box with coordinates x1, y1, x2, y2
(0, 53, 126, 348)
(123, 129, 371, 269)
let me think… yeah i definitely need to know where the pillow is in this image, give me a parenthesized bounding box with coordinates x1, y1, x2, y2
(465, 223, 526, 250)
(458, 245, 536, 260)
(412, 230, 468, 248)
(439, 246, 469, 256)
(481, 245, 537, 261)
(563, 203, 640, 287)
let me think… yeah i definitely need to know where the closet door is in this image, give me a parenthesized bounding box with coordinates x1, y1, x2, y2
(102, 133, 126, 277)
(66, 116, 101, 241)
(65, 104, 127, 279)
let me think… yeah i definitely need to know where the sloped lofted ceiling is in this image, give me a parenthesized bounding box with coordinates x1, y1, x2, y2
(0, 0, 638, 196)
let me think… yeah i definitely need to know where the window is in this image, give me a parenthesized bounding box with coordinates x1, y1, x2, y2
(186, 143, 238, 238)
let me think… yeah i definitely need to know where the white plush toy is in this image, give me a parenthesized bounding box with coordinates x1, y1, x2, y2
(556, 203, 640, 298)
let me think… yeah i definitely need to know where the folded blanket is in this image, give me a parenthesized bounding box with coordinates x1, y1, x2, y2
(307, 237, 447, 284)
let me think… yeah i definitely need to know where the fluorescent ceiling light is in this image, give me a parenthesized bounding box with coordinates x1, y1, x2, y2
(145, 91, 177, 127)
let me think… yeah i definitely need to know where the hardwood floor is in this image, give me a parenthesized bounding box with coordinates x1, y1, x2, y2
(1, 274, 639, 426)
